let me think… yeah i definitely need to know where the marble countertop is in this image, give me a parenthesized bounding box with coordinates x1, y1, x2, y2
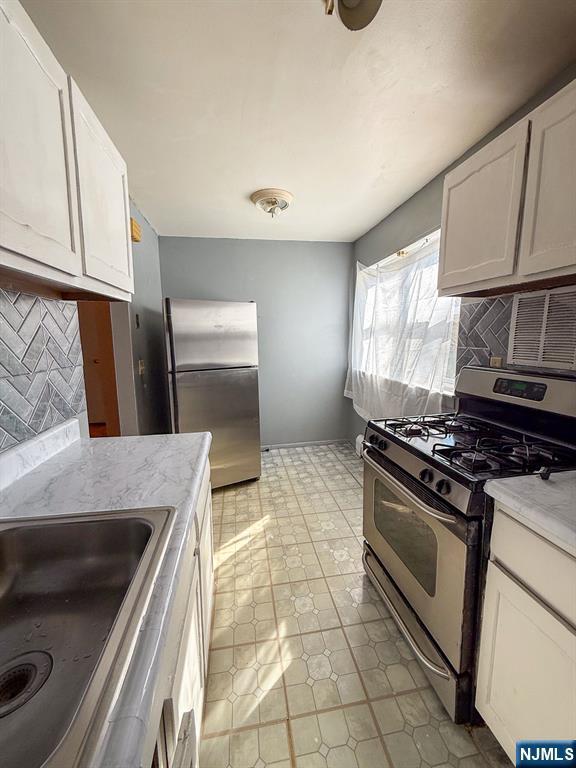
(0, 428, 212, 768)
(486, 471, 576, 558)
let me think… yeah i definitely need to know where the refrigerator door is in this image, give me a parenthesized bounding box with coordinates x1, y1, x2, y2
(174, 367, 261, 488)
(166, 299, 258, 372)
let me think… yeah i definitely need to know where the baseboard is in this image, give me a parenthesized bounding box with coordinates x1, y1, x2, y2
(261, 439, 354, 450)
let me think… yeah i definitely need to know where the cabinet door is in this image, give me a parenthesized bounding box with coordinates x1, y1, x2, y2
(172, 562, 204, 741)
(0, 1, 80, 274)
(199, 490, 214, 673)
(518, 80, 576, 277)
(69, 79, 133, 292)
(476, 562, 576, 760)
(438, 121, 529, 294)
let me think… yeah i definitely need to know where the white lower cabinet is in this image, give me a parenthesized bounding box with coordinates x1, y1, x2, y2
(198, 491, 214, 674)
(476, 513, 576, 760)
(171, 560, 204, 760)
(163, 470, 214, 768)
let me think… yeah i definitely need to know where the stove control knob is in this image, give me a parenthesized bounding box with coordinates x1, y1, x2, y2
(369, 434, 378, 445)
(377, 439, 388, 451)
(419, 469, 434, 484)
(435, 479, 451, 496)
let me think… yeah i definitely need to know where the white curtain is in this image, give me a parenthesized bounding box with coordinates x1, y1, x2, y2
(345, 230, 460, 421)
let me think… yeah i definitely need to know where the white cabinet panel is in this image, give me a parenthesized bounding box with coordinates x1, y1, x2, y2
(198, 490, 214, 673)
(438, 121, 528, 294)
(476, 562, 576, 761)
(70, 79, 133, 292)
(491, 508, 576, 626)
(168, 467, 211, 768)
(0, 0, 80, 274)
(518, 80, 576, 277)
(172, 558, 204, 746)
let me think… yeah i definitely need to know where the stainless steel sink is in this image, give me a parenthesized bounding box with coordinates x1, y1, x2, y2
(0, 509, 172, 768)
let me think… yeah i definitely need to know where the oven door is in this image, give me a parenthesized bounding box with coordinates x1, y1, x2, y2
(363, 447, 478, 672)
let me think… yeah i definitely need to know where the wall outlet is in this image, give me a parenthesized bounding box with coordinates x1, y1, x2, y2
(138, 359, 145, 376)
(489, 356, 503, 368)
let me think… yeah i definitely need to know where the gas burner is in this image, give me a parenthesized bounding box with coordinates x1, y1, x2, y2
(385, 419, 427, 438)
(431, 444, 501, 474)
(475, 436, 518, 452)
(495, 441, 559, 472)
(385, 414, 471, 439)
(510, 443, 551, 461)
(512, 444, 536, 457)
(405, 424, 424, 436)
(458, 451, 491, 471)
(443, 419, 479, 434)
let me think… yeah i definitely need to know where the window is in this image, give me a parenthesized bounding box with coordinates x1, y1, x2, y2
(345, 230, 460, 420)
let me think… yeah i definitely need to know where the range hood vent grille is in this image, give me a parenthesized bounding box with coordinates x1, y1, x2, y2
(508, 286, 576, 370)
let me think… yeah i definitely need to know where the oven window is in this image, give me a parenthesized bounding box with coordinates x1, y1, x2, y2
(374, 478, 438, 596)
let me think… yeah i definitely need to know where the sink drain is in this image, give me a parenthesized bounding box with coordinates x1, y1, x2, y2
(0, 651, 52, 718)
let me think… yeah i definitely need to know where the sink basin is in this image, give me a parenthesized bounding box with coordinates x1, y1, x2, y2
(0, 509, 172, 768)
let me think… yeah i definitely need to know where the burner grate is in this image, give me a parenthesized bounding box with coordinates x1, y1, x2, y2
(384, 414, 482, 440)
(431, 434, 576, 477)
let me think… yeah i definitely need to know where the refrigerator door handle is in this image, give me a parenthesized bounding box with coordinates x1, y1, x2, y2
(165, 299, 180, 432)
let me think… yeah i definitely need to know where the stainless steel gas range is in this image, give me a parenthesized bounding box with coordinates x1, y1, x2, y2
(361, 366, 576, 723)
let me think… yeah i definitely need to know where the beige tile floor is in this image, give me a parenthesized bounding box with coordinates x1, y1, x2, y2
(200, 443, 510, 768)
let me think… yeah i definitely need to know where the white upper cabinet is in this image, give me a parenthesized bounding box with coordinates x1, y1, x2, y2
(0, 1, 133, 299)
(438, 121, 529, 294)
(70, 79, 133, 293)
(438, 78, 576, 297)
(518, 80, 576, 278)
(0, 0, 81, 275)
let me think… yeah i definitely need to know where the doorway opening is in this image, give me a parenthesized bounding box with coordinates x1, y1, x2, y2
(77, 301, 138, 437)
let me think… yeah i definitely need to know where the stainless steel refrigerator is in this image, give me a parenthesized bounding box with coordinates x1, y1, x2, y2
(164, 298, 261, 488)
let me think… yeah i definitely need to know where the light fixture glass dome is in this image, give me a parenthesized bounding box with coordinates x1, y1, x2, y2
(250, 189, 293, 218)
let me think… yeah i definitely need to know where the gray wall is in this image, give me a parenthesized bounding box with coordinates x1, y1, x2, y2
(0, 290, 86, 452)
(129, 201, 170, 435)
(159, 237, 353, 446)
(355, 63, 576, 268)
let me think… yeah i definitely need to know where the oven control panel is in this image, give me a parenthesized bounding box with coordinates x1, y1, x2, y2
(493, 377, 547, 401)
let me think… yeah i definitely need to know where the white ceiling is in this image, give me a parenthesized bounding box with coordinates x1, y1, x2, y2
(22, 0, 576, 242)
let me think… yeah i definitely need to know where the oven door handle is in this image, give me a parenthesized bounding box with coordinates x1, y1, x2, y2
(362, 448, 457, 525)
(363, 549, 451, 680)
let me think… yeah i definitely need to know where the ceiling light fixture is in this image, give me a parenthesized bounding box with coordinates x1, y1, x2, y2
(328, 0, 383, 31)
(250, 188, 293, 218)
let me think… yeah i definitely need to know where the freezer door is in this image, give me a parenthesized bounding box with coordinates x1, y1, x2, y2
(174, 367, 261, 488)
(166, 299, 258, 371)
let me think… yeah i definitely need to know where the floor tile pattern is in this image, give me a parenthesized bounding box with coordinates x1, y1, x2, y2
(200, 443, 510, 768)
